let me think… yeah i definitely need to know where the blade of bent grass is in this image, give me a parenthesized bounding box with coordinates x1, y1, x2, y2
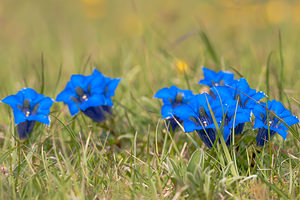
(199, 31, 221, 66)
(205, 94, 238, 177)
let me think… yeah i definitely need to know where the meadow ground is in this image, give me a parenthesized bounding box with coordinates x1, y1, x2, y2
(0, 0, 299, 199)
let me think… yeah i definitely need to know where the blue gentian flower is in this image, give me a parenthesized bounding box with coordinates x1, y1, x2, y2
(174, 94, 230, 148)
(214, 93, 251, 145)
(2, 88, 54, 139)
(252, 100, 299, 146)
(198, 67, 235, 87)
(56, 69, 121, 123)
(154, 85, 194, 131)
(211, 78, 266, 135)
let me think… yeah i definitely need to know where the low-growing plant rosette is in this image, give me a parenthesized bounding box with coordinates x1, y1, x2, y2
(56, 69, 121, 123)
(1, 88, 54, 139)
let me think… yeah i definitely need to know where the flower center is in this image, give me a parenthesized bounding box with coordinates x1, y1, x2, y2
(75, 86, 91, 103)
(25, 111, 30, 117)
(171, 93, 184, 108)
(18, 99, 39, 117)
(81, 94, 88, 101)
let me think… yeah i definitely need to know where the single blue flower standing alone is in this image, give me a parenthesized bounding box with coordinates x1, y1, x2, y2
(252, 100, 299, 146)
(56, 69, 121, 123)
(174, 93, 230, 148)
(198, 67, 235, 87)
(154, 86, 194, 131)
(1, 88, 54, 139)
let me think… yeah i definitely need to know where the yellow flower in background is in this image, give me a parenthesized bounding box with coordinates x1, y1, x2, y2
(175, 59, 188, 74)
(265, 0, 291, 24)
(82, 0, 106, 19)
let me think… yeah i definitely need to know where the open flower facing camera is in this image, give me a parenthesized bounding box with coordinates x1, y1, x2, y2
(253, 100, 299, 146)
(198, 67, 235, 87)
(56, 69, 121, 123)
(2, 88, 54, 139)
(173, 93, 229, 148)
(154, 85, 194, 131)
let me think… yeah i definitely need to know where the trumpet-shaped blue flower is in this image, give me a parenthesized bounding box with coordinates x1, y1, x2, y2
(252, 100, 299, 146)
(2, 88, 54, 139)
(212, 78, 266, 109)
(56, 69, 121, 123)
(211, 78, 266, 135)
(214, 93, 251, 145)
(154, 85, 194, 131)
(198, 67, 235, 87)
(174, 94, 230, 148)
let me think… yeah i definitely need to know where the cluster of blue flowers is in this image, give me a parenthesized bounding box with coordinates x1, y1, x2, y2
(1, 69, 121, 139)
(155, 67, 299, 148)
(1, 66, 299, 149)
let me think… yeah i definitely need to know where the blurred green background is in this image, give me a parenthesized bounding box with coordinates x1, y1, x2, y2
(0, 0, 299, 113)
(0, 1, 299, 198)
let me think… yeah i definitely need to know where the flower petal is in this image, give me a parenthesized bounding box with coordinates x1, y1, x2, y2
(2, 94, 23, 109)
(13, 110, 26, 125)
(161, 104, 173, 118)
(28, 115, 50, 125)
(79, 94, 106, 111)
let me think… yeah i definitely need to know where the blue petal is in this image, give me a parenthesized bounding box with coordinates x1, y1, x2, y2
(28, 115, 50, 125)
(269, 100, 285, 114)
(277, 129, 288, 140)
(253, 118, 265, 129)
(183, 119, 200, 132)
(91, 68, 105, 78)
(79, 94, 106, 111)
(237, 78, 250, 91)
(90, 75, 107, 94)
(154, 87, 174, 100)
(13, 109, 26, 125)
(252, 91, 266, 101)
(2, 94, 23, 109)
(56, 85, 74, 102)
(68, 102, 80, 116)
(161, 105, 173, 118)
(36, 97, 54, 115)
(105, 97, 113, 107)
(22, 88, 38, 100)
(252, 103, 267, 118)
(222, 126, 231, 141)
(173, 104, 197, 120)
(105, 78, 121, 96)
(282, 115, 299, 126)
(278, 109, 291, 118)
(70, 74, 91, 90)
(228, 110, 251, 127)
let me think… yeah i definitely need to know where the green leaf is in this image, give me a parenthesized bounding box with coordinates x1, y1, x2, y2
(187, 149, 203, 173)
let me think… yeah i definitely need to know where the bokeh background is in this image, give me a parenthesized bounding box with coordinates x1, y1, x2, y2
(0, 0, 299, 112)
(0, 1, 299, 198)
